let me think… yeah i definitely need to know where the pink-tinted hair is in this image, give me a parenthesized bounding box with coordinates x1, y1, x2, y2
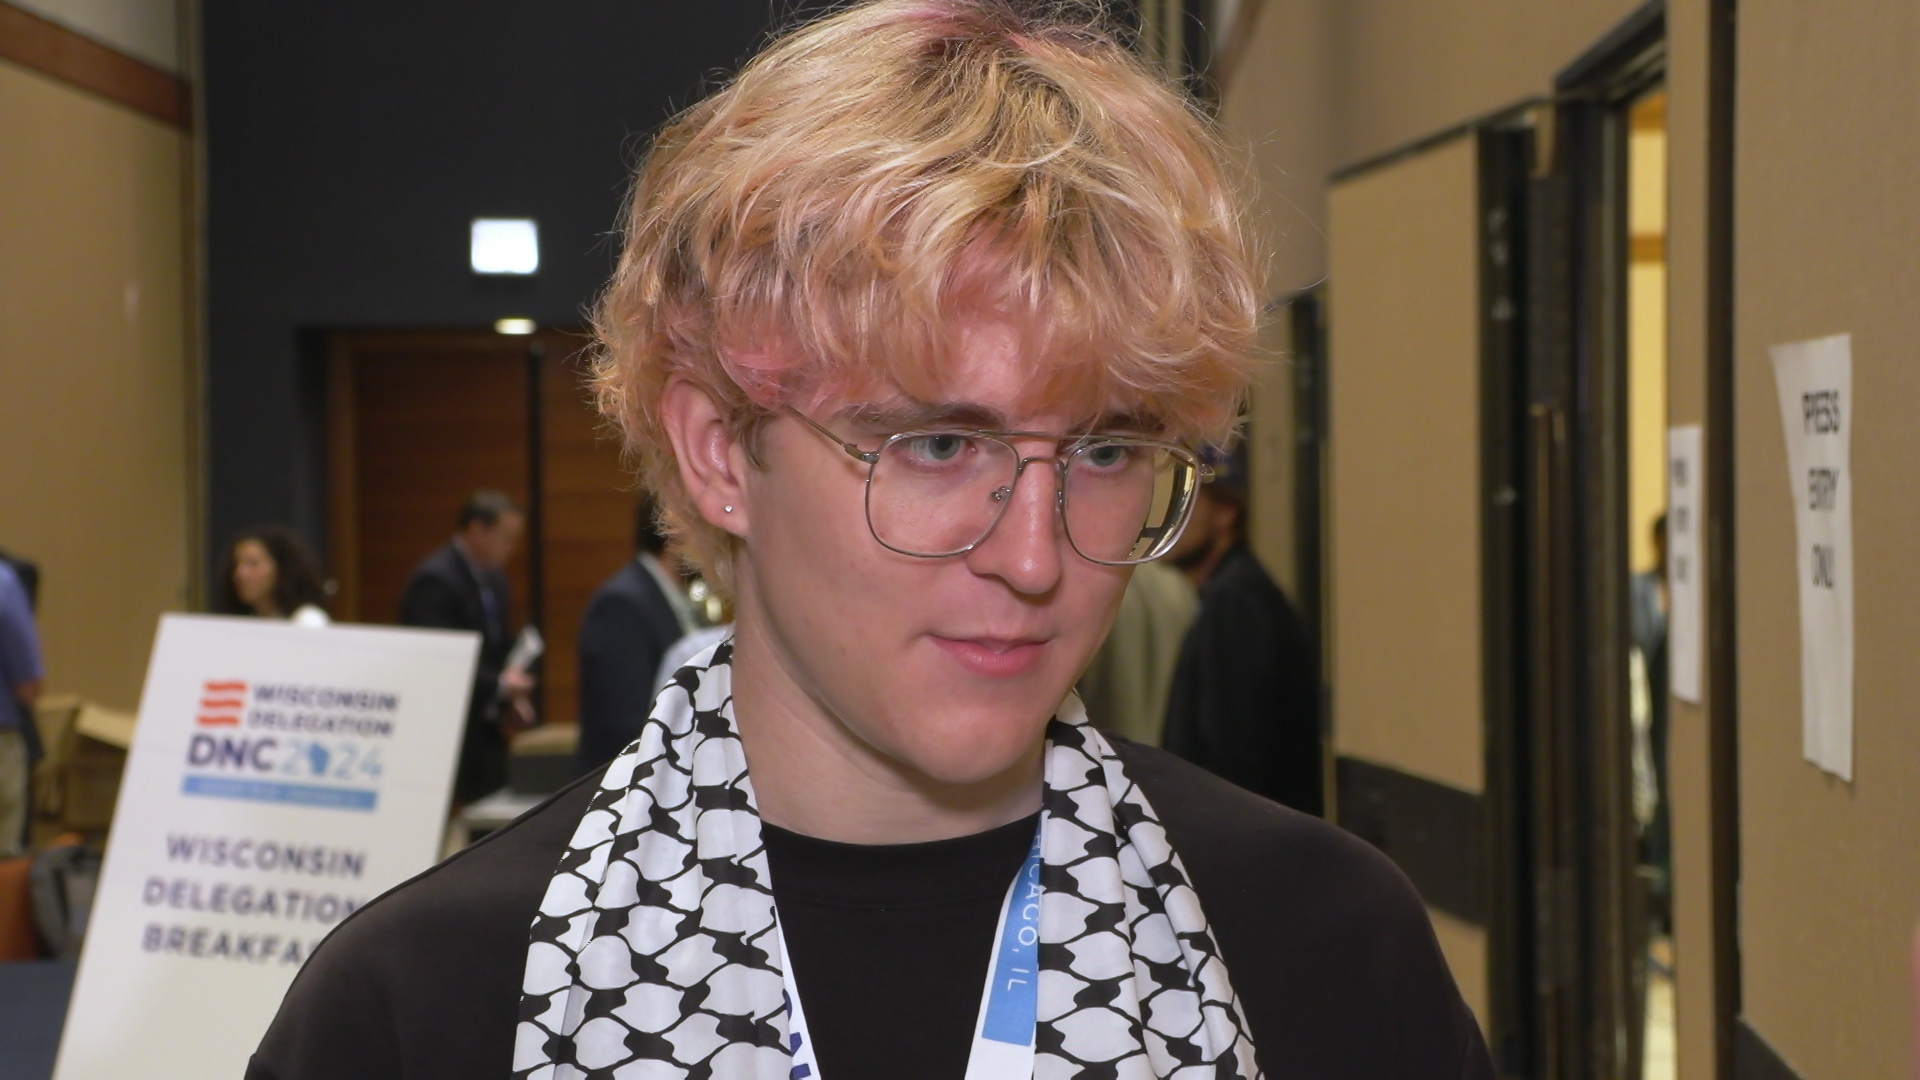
(593, 0, 1264, 589)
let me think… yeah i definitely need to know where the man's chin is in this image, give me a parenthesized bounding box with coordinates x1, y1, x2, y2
(878, 709, 1056, 789)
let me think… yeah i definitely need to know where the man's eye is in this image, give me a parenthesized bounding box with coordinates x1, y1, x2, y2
(1084, 444, 1131, 468)
(909, 434, 967, 461)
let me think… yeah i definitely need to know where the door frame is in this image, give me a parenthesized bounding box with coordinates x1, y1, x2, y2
(1540, 3, 1744, 1076)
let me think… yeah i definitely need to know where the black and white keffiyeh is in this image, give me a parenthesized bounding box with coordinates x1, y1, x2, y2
(514, 641, 1261, 1079)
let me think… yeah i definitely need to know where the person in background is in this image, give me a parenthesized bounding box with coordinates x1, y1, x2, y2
(219, 525, 330, 626)
(0, 549, 39, 611)
(1161, 467, 1323, 815)
(399, 491, 534, 804)
(0, 549, 45, 795)
(575, 493, 697, 775)
(0, 559, 44, 858)
(1076, 558, 1196, 746)
(1632, 513, 1671, 928)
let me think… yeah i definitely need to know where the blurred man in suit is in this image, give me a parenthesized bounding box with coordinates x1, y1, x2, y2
(1161, 470, 1322, 815)
(400, 491, 533, 804)
(575, 494, 697, 775)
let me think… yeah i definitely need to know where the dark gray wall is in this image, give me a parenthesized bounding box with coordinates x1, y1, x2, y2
(202, 1, 827, 567)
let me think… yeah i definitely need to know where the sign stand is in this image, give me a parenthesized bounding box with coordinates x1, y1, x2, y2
(52, 615, 478, 1080)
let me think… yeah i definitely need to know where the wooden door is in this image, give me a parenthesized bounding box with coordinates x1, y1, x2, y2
(327, 329, 635, 732)
(538, 346, 636, 736)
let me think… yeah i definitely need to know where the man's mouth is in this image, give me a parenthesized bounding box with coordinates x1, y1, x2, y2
(927, 635, 1050, 679)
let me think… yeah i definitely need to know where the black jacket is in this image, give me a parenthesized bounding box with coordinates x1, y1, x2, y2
(398, 542, 513, 803)
(248, 741, 1493, 1080)
(576, 557, 685, 776)
(1163, 544, 1323, 814)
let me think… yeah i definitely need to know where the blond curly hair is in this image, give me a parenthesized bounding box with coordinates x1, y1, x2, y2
(592, 0, 1264, 592)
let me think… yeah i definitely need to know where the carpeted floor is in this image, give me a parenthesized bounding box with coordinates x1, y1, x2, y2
(0, 959, 75, 1079)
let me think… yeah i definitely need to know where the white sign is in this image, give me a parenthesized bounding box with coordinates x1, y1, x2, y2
(1666, 425, 1704, 704)
(54, 615, 478, 1080)
(1770, 334, 1854, 781)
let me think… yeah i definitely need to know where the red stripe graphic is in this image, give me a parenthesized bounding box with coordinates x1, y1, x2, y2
(199, 680, 247, 726)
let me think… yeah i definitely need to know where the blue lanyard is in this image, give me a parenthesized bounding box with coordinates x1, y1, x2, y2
(778, 826, 1044, 1080)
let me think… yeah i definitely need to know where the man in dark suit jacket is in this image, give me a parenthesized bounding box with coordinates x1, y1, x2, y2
(576, 495, 695, 775)
(400, 491, 533, 804)
(1161, 475, 1323, 816)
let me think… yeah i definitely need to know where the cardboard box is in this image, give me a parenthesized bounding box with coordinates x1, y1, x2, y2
(32, 696, 134, 832)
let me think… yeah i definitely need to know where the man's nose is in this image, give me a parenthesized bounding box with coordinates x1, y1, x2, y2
(964, 458, 1065, 596)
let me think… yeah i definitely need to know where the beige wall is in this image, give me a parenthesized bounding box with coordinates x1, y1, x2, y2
(1324, 134, 1487, 1027)
(1325, 133, 1482, 797)
(1734, 4, 1920, 1077)
(1224, 3, 1729, 1073)
(1218, 0, 1338, 596)
(0, 58, 195, 711)
(1218, 0, 1338, 303)
(1244, 310, 1295, 595)
(1222, 0, 1647, 299)
(8, 0, 184, 73)
(1329, 0, 1646, 167)
(1660, 3, 1719, 1078)
(1627, 109, 1668, 575)
(1430, 909, 1490, 1031)
(1222, 0, 1647, 595)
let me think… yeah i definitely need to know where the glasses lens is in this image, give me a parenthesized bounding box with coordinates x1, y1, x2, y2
(868, 434, 1020, 556)
(1063, 442, 1195, 563)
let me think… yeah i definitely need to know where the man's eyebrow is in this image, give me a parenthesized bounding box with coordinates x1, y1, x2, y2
(1088, 410, 1167, 437)
(843, 401, 1009, 430)
(842, 401, 1171, 437)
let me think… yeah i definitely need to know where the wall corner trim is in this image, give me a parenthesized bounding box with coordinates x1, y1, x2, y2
(0, 1, 190, 130)
(1733, 1019, 1805, 1080)
(1335, 756, 1488, 925)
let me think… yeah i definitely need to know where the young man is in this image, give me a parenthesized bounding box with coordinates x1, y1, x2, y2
(251, 3, 1493, 1078)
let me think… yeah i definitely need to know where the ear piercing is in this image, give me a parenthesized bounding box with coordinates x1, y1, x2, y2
(723, 506, 734, 513)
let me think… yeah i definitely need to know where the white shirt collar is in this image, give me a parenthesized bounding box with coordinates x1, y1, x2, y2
(638, 553, 698, 633)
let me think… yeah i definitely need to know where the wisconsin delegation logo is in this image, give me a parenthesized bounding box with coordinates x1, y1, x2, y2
(197, 680, 247, 727)
(181, 677, 399, 813)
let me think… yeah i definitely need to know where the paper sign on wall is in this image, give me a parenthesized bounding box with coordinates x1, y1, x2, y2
(1666, 425, 1704, 704)
(1769, 333, 1854, 781)
(53, 615, 479, 1080)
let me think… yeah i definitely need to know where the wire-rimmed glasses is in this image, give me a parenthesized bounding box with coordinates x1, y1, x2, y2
(787, 407, 1212, 566)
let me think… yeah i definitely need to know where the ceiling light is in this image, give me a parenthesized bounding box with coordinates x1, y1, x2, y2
(494, 318, 536, 335)
(471, 218, 539, 275)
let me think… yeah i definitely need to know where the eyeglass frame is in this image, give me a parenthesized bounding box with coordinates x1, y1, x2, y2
(783, 406, 1215, 566)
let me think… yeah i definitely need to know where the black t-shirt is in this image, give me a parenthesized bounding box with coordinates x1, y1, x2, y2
(247, 742, 1493, 1079)
(765, 812, 1038, 1076)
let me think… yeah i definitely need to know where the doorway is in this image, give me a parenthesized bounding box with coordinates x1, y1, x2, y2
(324, 328, 638, 734)
(1538, 6, 1675, 1077)
(1624, 87, 1674, 1080)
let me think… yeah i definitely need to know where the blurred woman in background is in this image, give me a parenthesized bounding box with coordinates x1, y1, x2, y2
(219, 525, 329, 626)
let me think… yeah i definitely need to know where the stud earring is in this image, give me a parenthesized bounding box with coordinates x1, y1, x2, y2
(723, 505, 734, 513)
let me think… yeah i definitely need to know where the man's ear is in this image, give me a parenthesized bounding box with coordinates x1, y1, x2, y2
(659, 378, 751, 537)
